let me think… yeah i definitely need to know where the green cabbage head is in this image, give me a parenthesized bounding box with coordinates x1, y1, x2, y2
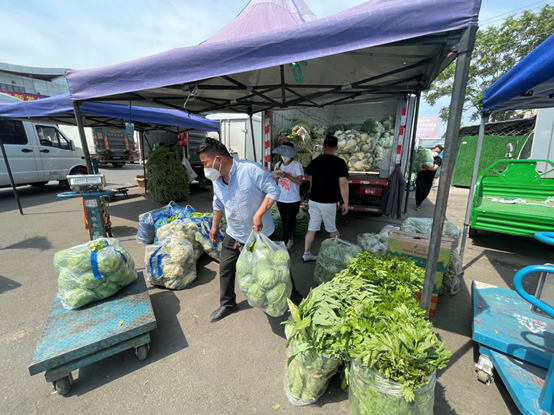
(237, 252, 254, 275)
(237, 273, 255, 292)
(66, 249, 92, 273)
(247, 284, 267, 307)
(62, 288, 97, 309)
(97, 248, 124, 274)
(58, 269, 79, 291)
(79, 272, 102, 289)
(256, 268, 278, 290)
(94, 281, 119, 299)
(53, 251, 72, 270)
(266, 282, 288, 304)
(88, 240, 108, 252)
(272, 250, 290, 267)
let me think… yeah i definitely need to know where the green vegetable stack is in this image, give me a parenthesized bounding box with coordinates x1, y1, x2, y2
(236, 231, 292, 317)
(54, 238, 137, 309)
(411, 148, 434, 173)
(145, 237, 198, 289)
(146, 144, 190, 204)
(313, 237, 362, 284)
(284, 252, 450, 412)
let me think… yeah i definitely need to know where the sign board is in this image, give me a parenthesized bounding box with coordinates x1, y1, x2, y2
(1, 91, 47, 101)
(416, 117, 439, 138)
(178, 132, 188, 146)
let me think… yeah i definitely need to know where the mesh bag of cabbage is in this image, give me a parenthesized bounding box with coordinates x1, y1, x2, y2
(313, 237, 362, 285)
(145, 237, 198, 290)
(53, 238, 137, 309)
(349, 360, 436, 415)
(284, 337, 341, 406)
(236, 231, 293, 317)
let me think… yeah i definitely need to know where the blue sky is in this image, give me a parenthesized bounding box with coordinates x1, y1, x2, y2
(0, 0, 548, 133)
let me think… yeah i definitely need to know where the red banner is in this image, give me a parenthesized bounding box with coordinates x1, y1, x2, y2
(1, 91, 47, 101)
(178, 132, 188, 146)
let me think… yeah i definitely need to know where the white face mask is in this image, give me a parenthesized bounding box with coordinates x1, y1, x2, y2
(281, 156, 291, 163)
(432, 152, 439, 157)
(204, 157, 222, 182)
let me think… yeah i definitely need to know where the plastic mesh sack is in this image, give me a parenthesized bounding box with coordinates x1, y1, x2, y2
(54, 238, 137, 309)
(136, 202, 195, 244)
(312, 124, 327, 139)
(145, 237, 197, 289)
(236, 231, 293, 317)
(442, 249, 462, 296)
(348, 152, 373, 172)
(400, 218, 461, 249)
(156, 218, 205, 262)
(349, 360, 436, 415)
(195, 217, 226, 261)
(313, 238, 363, 285)
(411, 148, 434, 173)
(357, 234, 387, 255)
(284, 337, 341, 406)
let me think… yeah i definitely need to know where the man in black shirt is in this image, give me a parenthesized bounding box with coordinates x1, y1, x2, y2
(415, 145, 443, 211)
(302, 135, 349, 262)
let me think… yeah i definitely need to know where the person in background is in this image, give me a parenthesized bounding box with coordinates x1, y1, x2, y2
(272, 142, 304, 249)
(196, 138, 302, 323)
(302, 135, 349, 262)
(415, 145, 443, 211)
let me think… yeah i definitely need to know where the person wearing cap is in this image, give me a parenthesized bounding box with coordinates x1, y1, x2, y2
(272, 142, 304, 249)
(415, 145, 443, 211)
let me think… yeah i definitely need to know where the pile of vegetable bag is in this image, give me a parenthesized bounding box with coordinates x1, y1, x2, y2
(195, 216, 227, 261)
(411, 148, 434, 173)
(284, 252, 450, 412)
(236, 231, 293, 317)
(313, 237, 362, 284)
(357, 233, 387, 255)
(145, 237, 198, 289)
(54, 238, 137, 309)
(136, 202, 194, 244)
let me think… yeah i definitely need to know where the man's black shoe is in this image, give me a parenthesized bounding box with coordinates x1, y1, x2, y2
(209, 305, 239, 323)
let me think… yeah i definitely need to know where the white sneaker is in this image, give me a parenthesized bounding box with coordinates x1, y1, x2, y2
(286, 240, 294, 249)
(302, 252, 317, 262)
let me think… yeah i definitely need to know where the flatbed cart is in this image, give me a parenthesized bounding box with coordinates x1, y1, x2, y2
(472, 232, 554, 415)
(28, 272, 156, 396)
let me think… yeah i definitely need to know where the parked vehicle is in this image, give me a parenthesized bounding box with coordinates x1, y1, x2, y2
(0, 93, 88, 187)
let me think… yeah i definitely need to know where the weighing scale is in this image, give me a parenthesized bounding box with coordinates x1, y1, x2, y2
(473, 232, 554, 415)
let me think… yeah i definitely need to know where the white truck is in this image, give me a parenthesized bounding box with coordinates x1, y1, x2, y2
(264, 97, 417, 213)
(0, 93, 88, 188)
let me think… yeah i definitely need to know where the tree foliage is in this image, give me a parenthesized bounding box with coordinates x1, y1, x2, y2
(424, 5, 554, 123)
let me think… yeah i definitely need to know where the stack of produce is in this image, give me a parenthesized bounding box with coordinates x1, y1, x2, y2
(137, 202, 195, 244)
(145, 236, 198, 289)
(411, 148, 434, 173)
(156, 218, 205, 262)
(195, 216, 227, 261)
(146, 144, 190, 204)
(54, 238, 137, 309)
(293, 207, 310, 239)
(284, 252, 450, 411)
(236, 231, 293, 317)
(313, 237, 362, 284)
(357, 225, 399, 255)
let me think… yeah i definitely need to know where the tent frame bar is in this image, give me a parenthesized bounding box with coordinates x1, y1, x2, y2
(0, 137, 23, 215)
(403, 92, 421, 214)
(72, 101, 94, 174)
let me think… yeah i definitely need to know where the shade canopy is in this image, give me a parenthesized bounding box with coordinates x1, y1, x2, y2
(482, 33, 554, 113)
(0, 92, 220, 132)
(65, 0, 481, 114)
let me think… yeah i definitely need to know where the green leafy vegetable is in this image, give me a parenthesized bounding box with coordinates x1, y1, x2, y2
(146, 144, 190, 204)
(313, 238, 362, 284)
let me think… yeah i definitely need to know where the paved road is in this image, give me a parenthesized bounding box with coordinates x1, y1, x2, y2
(99, 163, 145, 188)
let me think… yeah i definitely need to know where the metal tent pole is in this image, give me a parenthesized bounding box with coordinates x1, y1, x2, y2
(404, 92, 421, 214)
(248, 110, 257, 163)
(0, 138, 23, 215)
(421, 26, 477, 315)
(460, 112, 489, 262)
(72, 101, 93, 174)
(139, 128, 147, 194)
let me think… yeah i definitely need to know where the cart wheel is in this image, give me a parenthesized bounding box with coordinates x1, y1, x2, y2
(477, 371, 491, 385)
(136, 344, 149, 361)
(468, 227, 477, 238)
(54, 375, 72, 396)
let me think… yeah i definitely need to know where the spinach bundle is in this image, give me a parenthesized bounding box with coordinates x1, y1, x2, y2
(146, 144, 190, 204)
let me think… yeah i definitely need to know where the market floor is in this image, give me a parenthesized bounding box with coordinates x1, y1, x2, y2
(0, 181, 545, 415)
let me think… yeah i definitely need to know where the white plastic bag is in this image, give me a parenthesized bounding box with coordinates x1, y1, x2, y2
(145, 237, 198, 289)
(236, 231, 292, 317)
(357, 233, 387, 255)
(401, 218, 461, 249)
(181, 154, 198, 183)
(313, 237, 362, 285)
(156, 218, 204, 262)
(136, 202, 194, 244)
(53, 238, 137, 309)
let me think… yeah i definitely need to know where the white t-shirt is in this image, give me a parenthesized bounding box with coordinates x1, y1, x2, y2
(275, 159, 304, 203)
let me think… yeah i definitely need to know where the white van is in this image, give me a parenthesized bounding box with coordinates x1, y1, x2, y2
(0, 93, 88, 187)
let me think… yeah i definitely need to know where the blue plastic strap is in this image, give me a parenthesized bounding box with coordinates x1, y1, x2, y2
(156, 254, 167, 276)
(199, 219, 222, 248)
(149, 243, 167, 277)
(90, 251, 103, 279)
(115, 249, 127, 263)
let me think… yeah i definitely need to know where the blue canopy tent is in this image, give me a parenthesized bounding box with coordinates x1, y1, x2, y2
(62, 0, 482, 315)
(459, 33, 554, 261)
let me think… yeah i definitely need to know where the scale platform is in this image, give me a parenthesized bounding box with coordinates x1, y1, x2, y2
(472, 280, 554, 370)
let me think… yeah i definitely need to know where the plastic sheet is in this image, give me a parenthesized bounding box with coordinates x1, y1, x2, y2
(400, 218, 461, 249)
(357, 233, 387, 255)
(195, 217, 226, 261)
(284, 338, 341, 406)
(136, 202, 195, 244)
(442, 249, 462, 296)
(54, 238, 137, 309)
(313, 237, 362, 284)
(181, 154, 198, 183)
(145, 237, 198, 289)
(349, 360, 436, 415)
(236, 231, 292, 317)
(411, 148, 434, 173)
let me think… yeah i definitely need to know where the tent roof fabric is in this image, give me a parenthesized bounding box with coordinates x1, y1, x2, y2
(65, 0, 481, 114)
(204, 0, 317, 44)
(482, 33, 554, 112)
(0, 92, 220, 132)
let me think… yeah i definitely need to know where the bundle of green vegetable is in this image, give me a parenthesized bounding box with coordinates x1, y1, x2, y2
(236, 231, 292, 317)
(313, 237, 362, 285)
(411, 148, 434, 173)
(145, 237, 198, 289)
(284, 252, 450, 410)
(146, 144, 190, 204)
(293, 207, 310, 239)
(54, 238, 137, 309)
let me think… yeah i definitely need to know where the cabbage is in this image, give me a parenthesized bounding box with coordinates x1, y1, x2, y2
(107, 267, 130, 285)
(88, 240, 108, 252)
(272, 250, 290, 267)
(237, 252, 254, 275)
(237, 273, 255, 292)
(97, 247, 123, 274)
(313, 238, 363, 284)
(266, 283, 288, 304)
(79, 272, 103, 289)
(62, 288, 97, 309)
(247, 284, 267, 307)
(94, 281, 119, 299)
(411, 148, 434, 173)
(58, 269, 79, 291)
(66, 249, 92, 273)
(257, 268, 279, 290)
(53, 251, 72, 270)
(275, 265, 290, 283)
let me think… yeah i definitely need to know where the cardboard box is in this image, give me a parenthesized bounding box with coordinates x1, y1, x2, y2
(387, 231, 453, 316)
(135, 175, 147, 189)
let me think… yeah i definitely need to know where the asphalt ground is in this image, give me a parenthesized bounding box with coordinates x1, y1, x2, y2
(1, 172, 550, 415)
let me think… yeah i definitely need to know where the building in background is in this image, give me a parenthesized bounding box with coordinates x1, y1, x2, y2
(0, 61, 68, 101)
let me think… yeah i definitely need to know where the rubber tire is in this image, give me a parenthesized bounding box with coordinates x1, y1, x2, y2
(477, 371, 490, 385)
(468, 227, 477, 238)
(137, 344, 148, 361)
(54, 376, 71, 396)
(112, 163, 125, 168)
(31, 181, 48, 187)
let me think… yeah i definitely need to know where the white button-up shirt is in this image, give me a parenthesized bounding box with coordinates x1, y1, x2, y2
(213, 160, 280, 244)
